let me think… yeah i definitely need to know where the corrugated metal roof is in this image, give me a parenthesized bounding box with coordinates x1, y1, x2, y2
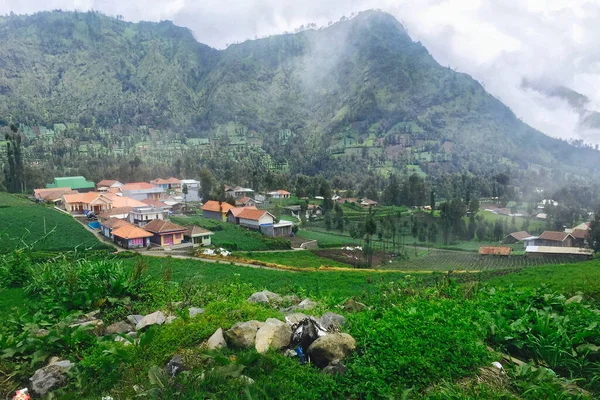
(526, 246, 593, 255)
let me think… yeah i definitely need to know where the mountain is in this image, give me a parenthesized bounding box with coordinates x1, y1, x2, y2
(1, 10, 600, 185)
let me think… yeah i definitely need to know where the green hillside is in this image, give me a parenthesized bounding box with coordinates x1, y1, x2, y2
(1, 10, 599, 184)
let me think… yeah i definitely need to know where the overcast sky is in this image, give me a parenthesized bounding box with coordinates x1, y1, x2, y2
(2, 0, 599, 143)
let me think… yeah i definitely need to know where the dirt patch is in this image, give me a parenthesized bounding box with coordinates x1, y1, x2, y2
(313, 249, 394, 268)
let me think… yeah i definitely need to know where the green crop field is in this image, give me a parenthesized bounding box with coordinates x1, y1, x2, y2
(231, 250, 353, 269)
(0, 192, 110, 253)
(171, 215, 290, 251)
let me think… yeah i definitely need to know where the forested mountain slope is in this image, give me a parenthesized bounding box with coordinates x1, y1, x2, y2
(1, 10, 599, 182)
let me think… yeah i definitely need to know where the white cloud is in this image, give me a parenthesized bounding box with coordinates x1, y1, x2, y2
(2, 0, 600, 143)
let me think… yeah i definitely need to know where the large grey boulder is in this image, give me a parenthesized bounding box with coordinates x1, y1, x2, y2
(262, 290, 283, 304)
(29, 360, 73, 397)
(127, 314, 144, 325)
(135, 311, 166, 331)
(320, 312, 346, 331)
(189, 307, 205, 318)
(255, 318, 292, 354)
(105, 321, 134, 335)
(207, 328, 227, 350)
(307, 333, 356, 368)
(248, 292, 270, 305)
(224, 320, 263, 348)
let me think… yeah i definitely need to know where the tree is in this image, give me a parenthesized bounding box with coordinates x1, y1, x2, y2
(3, 124, 24, 193)
(476, 221, 487, 242)
(324, 212, 332, 231)
(362, 209, 378, 268)
(182, 183, 188, 209)
(493, 220, 504, 241)
(430, 190, 435, 215)
(334, 203, 344, 232)
(199, 167, 214, 202)
(588, 211, 600, 252)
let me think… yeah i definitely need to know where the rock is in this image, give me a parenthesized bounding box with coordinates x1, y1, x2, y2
(285, 313, 308, 326)
(248, 292, 270, 305)
(29, 360, 72, 397)
(165, 316, 178, 324)
(284, 349, 297, 358)
(126, 314, 144, 325)
(34, 328, 50, 337)
(238, 375, 255, 385)
(284, 294, 301, 305)
(114, 332, 137, 346)
(207, 328, 227, 350)
(135, 311, 166, 331)
(320, 312, 346, 331)
(262, 290, 283, 303)
(164, 355, 185, 378)
(255, 318, 292, 354)
(224, 320, 263, 348)
(307, 333, 356, 368)
(297, 299, 317, 310)
(105, 321, 134, 335)
(322, 359, 348, 376)
(566, 295, 583, 304)
(342, 299, 366, 312)
(188, 307, 205, 318)
(69, 319, 105, 335)
(171, 301, 184, 309)
(84, 310, 101, 320)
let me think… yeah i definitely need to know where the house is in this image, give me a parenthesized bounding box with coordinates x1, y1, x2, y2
(237, 208, 275, 231)
(536, 231, 575, 247)
(479, 246, 512, 256)
(307, 204, 324, 216)
(360, 199, 378, 207)
(102, 193, 148, 208)
(143, 219, 188, 247)
(225, 186, 255, 198)
(268, 190, 291, 199)
(284, 205, 323, 220)
(504, 231, 531, 244)
(235, 196, 262, 207)
(46, 176, 95, 192)
(63, 192, 112, 214)
(526, 245, 593, 260)
(570, 229, 590, 248)
(111, 224, 153, 249)
(33, 188, 77, 203)
(164, 195, 185, 213)
(128, 206, 168, 227)
(141, 198, 172, 211)
(201, 200, 236, 221)
(98, 207, 133, 222)
(180, 179, 202, 202)
(522, 236, 540, 248)
(261, 221, 294, 237)
(96, 180, 124, 191)
(100, 217, 132, 239)
(336, 198, 358, 204)
(184, 226, 214, 247)
(119, 182, 165, 201)
(538, 199, 558, 209)
(151, 177, 181, 191)
(179, 179, 200, 190)
(536, 213, 548, 220)
(227, 206, 258, 224)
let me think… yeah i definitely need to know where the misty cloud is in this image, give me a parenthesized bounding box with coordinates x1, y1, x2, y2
(2, 0, 600, 143)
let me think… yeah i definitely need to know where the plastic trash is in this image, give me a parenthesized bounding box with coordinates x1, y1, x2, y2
(296, 347, 307, 364)
(13, 389, 30, 400)
(290, 317, 328, 352)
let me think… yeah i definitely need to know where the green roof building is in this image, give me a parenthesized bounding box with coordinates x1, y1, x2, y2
(46, 176, 95, 191)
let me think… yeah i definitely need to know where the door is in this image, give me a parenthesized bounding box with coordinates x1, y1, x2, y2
(163, 235, 173, 245)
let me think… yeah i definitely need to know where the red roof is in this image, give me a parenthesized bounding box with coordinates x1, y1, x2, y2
(507, 231, 530, 241)
(120, 182, 155, 191)
(101, 218, 131, 229)
(229, 206, 257, 217)
(539, 231, 572, 242)
(143, 219, 187, 234)
(97, 179, 120, 187)
(201, 200, 235, 213)
(479, 246, 512, 256)
(34, 188, 77, 201)
(141, 198, 169, 208)
(237, 208, 272, 221)
(112, 224, 153, 239)
(571, 229, 590, 239)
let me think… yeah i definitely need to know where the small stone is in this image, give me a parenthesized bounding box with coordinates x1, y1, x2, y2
(284, 294, 301, 305)
(224, 320, 263, 348)
(297, 299, 317, 310)
(566, 295, 583, 304)
(255, 318, 292, 354)
(34, 328, 50, 337)
(135, 311, 166, 331)
(238, 375, 255, 385)
(207, 328, 227, 350)
(164, 355, 185, 378)
(285, 313, 308, 326)
(105, 321, 134, 335)
(342, 299, 366, 312)
(248, 292, 270, 304)
(171, 301, 184, 309)
(126, 315, 144, 325)
(188, 307, 205, 318)
(69, 319, 105, 335)
(284, 349, 297, 358)
(322, 359, 348, 375)
(307, 333, 356, 368)
(319, 312, 346, 331)
(165, 316, 178, 324)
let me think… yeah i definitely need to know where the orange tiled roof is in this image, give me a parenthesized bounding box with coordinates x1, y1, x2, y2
(120, 182, 156, 191)
(102, 193, 147, 208)
(141, 198, 168, 208)
(101, 217, 132, 229)
(237, 208, 271, 221)
(202, 200, 235, 213)
(144, 219, 187, 233)
(99, 207, 132, 219)
(479, 246, 512, 256)
(97, 179, 119, 187)
(34, 188, 77, 201)
(112, 224, 153, 239)
(229, 206, 257, 217)
(63, 192, 102, 204)
(277, 190, 291, 195)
